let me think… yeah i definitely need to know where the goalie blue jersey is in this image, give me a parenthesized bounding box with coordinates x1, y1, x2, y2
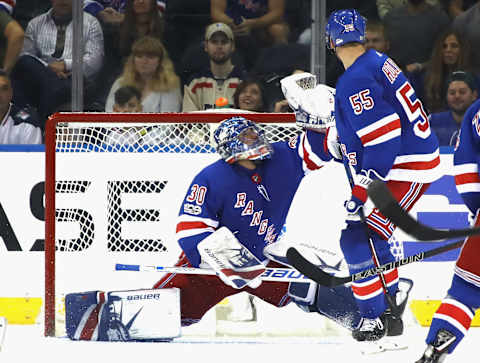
(176, 130, 331, 267)
(334, 49, 441, 182)
(454, 99, 480, 214)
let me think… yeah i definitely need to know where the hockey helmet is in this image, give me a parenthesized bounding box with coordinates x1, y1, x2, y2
(214, 116, 273, 164)
(326, 9, 366, 50)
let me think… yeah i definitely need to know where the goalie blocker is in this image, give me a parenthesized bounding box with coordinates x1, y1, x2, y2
(65, 288, 180, 341)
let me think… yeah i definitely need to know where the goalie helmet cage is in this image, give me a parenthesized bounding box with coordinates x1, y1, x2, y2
(44, 111, 297, 337)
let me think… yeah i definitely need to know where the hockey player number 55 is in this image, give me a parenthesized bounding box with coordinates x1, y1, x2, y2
(349, 89, 374, 115)
(396, 81, 430, 139)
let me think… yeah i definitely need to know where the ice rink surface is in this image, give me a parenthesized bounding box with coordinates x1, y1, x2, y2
(1, 324, 477, 363)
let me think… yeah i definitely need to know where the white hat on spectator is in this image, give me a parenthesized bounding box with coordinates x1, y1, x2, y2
(205, 22, 234, 41)
(0, 0, 15, 15)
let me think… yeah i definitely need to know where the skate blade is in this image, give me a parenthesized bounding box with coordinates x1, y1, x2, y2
(358, 337, 408, 355)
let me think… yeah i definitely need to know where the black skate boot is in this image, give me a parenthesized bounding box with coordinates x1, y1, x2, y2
(352, 314, 387, 341)
(416, 329, 456, 363)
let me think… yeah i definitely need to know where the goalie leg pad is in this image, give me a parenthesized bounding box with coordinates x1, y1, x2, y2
(288, 281, 318, 312)
(66, 288, 181, 341)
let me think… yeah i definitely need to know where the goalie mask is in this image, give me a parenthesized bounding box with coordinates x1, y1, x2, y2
(214, 116, 273, 164)
(326, 9, 366, 50)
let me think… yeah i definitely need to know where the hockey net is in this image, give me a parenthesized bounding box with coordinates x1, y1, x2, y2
(44, 111, 318, 337)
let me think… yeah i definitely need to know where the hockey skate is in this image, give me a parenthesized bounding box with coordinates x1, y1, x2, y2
(353, 278, 413, 342)
(416, 329, 456, 363)
(352, 315, 387, 341)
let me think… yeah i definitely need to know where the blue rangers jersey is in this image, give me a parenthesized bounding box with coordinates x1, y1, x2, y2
(454, 99, 480, 214)
(176, 130, 331, 267)
(335, 49, 442, 183)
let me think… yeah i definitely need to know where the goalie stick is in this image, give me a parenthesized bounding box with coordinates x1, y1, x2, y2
(115, 263, 312, 283)
(368, 180, 480, 241)
(286, 239, 463, 287)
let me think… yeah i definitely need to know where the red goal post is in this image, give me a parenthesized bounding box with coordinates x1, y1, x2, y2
(44, 111, 297, 337)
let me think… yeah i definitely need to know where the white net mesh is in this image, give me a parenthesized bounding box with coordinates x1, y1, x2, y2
(295, 74, 317, 91)
(52, 115, 300, 254)
(55, 122, 300, 154)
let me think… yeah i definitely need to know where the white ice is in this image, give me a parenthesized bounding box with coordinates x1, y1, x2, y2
(2, 323, 477, 363)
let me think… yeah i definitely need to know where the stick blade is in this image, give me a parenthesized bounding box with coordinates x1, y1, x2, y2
(368, 180, 480, 240)
(286, 247, 346, 287)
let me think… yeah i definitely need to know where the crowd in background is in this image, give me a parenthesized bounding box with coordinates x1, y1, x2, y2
(1, 0, 479, 146)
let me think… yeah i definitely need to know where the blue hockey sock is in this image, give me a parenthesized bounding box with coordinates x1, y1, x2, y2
(340, 222, 398, 318)
(426, 275, 480, 353)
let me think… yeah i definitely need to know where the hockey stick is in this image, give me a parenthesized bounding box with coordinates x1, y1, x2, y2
(286, 238, 463, 287)
(115, 263, 312, 283)
(340, 158, 399, 316)
(367, 180, 480, 241)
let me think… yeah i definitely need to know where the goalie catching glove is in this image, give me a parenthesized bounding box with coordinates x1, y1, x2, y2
(198, 227, 265, 289)
(280, 72, 336, 131)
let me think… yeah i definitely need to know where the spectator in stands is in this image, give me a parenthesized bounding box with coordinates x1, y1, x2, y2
(112, 84, 142, 112)
(251, 23, 310, 111)
(105, 36, 181, 113)
(182, 22, 246, 112)
(0, 70, 42, 144)
(365, 20, 390, 54)
(0, 3, 24, 74)
(210, 0, 288, 69)
(452, 0, 480, 74)
(83, 1, 128, 109)
(104, 85, 144, 145)
(383, 0, 450, 72)
(10, 0, 104, 127)
(233, 78, 267, 112)
(83, 1, 126, 26)
(117, 0, 164, 59)
(429, 70, 478, 146)
(377, 0, 441, 19)
(408, 29, 478, 113)
(211, 0, 287, 44)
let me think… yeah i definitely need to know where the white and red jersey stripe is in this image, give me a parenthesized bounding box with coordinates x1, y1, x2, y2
(366, 181, 424, 240)
(351, 268, 398, 301)
(454, 265, 480, 289)
(297, 132, 329, 174)
(454, 163, 480, 194)
(356, 113, 401, 147)
(176, 215, 219, 240)
(386, 150, 442, 183)
(433, 298, 474, 336)
(355, 112, 441, 183)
